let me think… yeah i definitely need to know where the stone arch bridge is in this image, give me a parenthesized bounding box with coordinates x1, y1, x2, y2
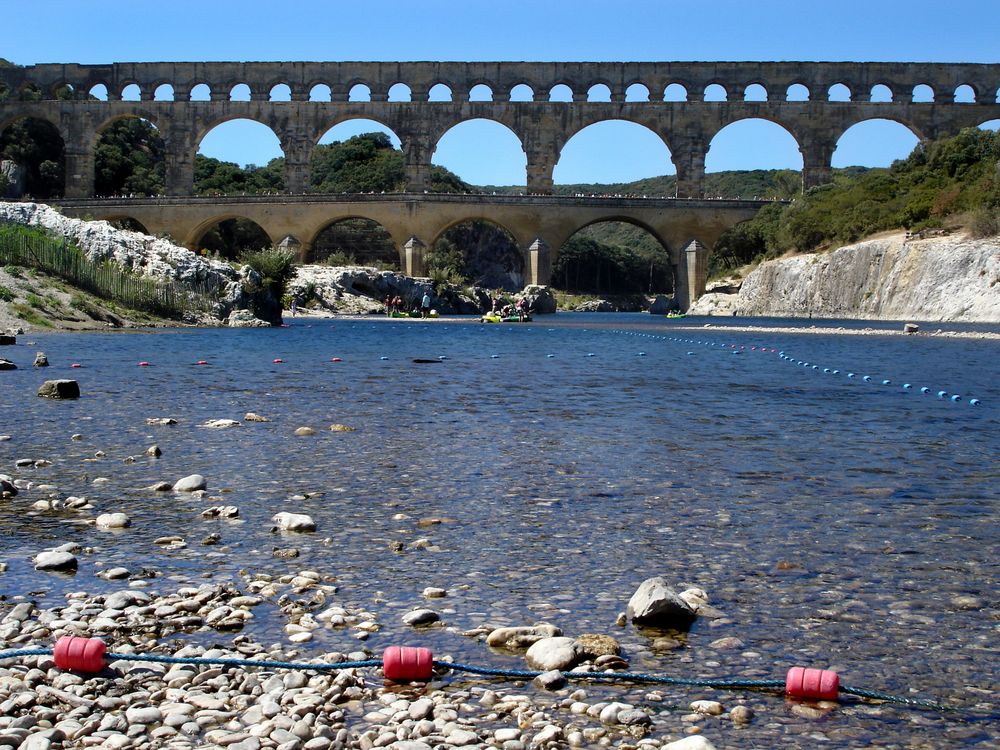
(2, 60, 999, 197)
(53, 193, 765, 310)
(3, 60, 999, 307)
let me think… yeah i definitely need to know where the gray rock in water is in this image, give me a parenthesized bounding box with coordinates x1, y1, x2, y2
(0, 478, 16, 497)
(37, 379, 80, 399)
(0, 334, 15, 345)
(272, 512, 316, 532)
(525, 636, 582, 671)
(533, 669, 567, 690)
(95, 512, 131, 529)
(626, 577, 697, 627)
(33, 550, 78, 571)
(173, 474, 207, 492)
(903, 322, 920, 333)
(402, 609, 440, 627)
(486, 623, 563, 650)
(33, 351, 49, 367)
(227, 309, 272, 328)
(0, 358, 15, 370)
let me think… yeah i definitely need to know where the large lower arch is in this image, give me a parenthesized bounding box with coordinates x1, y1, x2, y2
(432, 119, 526, 188)
(93, 115, 166, 197)
(429, 218, 525, 290)
(554, 219, 673, 295)
(190, 216, 274, 260)
(832, 118, 922, 168)
(553, 120, 674, 188)
(308, 217, 399, 268)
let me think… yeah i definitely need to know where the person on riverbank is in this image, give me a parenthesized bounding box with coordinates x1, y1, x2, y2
(290, 295, 300, 317)
(421, 290, 432, 318)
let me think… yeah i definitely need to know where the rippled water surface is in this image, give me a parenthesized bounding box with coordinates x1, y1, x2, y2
(1, 314, 998, 747)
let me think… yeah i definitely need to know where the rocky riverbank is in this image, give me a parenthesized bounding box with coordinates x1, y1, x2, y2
(690, 231, 1000, 322)
(0, 561, 753, 750)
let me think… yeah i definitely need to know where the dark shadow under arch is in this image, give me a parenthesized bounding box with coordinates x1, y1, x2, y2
(310, 217, 399, 268)
(430, 219, 524, 290)
(194, 218, 272, 261)
(0, 115, 65, 199)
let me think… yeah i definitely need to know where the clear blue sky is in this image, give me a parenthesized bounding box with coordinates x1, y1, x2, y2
(5, 0, 1000, 185)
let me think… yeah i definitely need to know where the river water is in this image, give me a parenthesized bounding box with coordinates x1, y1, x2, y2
(1, 314, 998, 747)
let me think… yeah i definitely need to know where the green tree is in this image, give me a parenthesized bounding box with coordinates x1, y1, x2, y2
(95, 117, 166, 196)
(194, 154, 284, 195)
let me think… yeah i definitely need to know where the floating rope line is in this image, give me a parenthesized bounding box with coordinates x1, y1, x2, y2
(0, 640, 956, 713)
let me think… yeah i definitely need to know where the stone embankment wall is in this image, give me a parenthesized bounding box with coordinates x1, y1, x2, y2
(690, 233, 1000, 322)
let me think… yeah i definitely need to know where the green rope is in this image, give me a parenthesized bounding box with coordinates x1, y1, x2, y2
(0, 647, 959, 712)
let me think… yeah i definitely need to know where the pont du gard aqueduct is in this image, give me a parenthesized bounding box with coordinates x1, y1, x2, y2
(2, 60, 1000, 308)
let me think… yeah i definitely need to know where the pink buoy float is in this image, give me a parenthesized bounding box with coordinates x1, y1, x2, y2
(785, 666, 839, 701)
(382, 646, 433, 682)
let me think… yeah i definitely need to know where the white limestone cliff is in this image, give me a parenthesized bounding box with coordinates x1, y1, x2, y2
(690, 232, 1000, 322)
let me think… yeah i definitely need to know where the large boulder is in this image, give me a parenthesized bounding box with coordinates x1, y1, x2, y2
(226, 309, 272, 328)
(521, 285, 557, 315)
(38, 379, 80, 399)
(626, 577, 697, 627)
(1, 160, 26, 199)
(0, 359, 16, 371)
(575, 299, 615, 312)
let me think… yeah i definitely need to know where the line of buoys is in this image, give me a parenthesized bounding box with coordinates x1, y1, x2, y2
(775, 347, 982, 406)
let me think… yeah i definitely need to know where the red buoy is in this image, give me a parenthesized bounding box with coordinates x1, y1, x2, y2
(382, 646, 433, 682)
(70, 363, 82, 368)
(195, 360, 208, 366)
(331, 357, 342, 362)
(138, 361, 150, 367)
(273, 358, 283, 364)
(53, 636, 106, 673)
(786, 666, 839, 701)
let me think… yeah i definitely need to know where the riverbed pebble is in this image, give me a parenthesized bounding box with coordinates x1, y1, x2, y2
(95, 512, 131, 529)
(272, 512, 316, 532)
(32, 550, 78, 571)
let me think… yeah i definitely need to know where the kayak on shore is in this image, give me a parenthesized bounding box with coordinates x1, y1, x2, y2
(481, 313, 532, 323)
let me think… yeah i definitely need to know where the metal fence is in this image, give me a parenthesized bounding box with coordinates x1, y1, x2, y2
(0, 224, 216, 317)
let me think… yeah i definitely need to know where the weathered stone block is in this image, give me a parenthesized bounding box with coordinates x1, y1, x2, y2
(38, 379, 80, 399)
